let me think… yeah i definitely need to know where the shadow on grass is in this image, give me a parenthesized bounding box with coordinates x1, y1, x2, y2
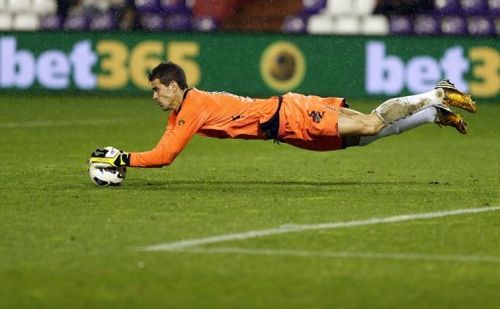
(122, 179, 421, 191)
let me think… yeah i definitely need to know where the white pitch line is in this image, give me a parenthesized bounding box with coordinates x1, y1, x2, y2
(178, 247, 500, 264)
(140, 206, 500, 252)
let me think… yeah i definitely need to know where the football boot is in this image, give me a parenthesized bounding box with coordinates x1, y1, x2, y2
(435, 79, 477, 113)
(435, 105, 468, 135)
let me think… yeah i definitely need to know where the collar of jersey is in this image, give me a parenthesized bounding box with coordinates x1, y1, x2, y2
(177, 88, 193, 114)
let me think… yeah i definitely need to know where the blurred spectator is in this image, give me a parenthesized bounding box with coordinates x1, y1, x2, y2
(115, 0, 141, 30)
(56, 0, 78, 24)
(192, 0, 243, 23)
(56, 0, 141, 30)
(200, 0, 302, 32)
(373, 0, 434, 15)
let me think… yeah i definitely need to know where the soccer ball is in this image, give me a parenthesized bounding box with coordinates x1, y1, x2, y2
(89, 163, 126, 186)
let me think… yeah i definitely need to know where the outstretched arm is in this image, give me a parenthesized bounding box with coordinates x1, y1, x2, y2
(129, 110, 207, 167)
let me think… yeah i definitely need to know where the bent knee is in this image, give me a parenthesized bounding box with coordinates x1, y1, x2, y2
(360, 115, 385, 135)
(361, 123, 383, 136)
(338, 113, 384, 136)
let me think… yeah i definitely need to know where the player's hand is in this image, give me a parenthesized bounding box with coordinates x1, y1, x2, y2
(89, 146, 130, 167)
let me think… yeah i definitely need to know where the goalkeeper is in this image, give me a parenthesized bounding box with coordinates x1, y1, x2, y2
(90, 61, 477, 168)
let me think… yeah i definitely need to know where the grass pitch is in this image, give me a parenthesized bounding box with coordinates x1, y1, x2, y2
(1, 94, 499, 308)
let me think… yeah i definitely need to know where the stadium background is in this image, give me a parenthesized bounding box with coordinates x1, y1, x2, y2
(1, 0, 500, 308)
(1, 0, 499, 99)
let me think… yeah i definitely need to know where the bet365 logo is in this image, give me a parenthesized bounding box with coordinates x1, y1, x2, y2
(366, 41, 499, 98)
(0, 37, 96, 89)
(0, 36, 200, 90)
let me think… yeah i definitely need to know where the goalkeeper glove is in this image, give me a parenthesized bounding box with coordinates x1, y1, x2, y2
(89, 146, 130, 167)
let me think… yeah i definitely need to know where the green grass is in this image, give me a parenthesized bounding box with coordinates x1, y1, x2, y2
(1, 93, 499, 308)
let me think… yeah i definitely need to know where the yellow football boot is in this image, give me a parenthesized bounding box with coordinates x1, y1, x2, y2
(435, 79, 477, 113)
(436, 106, 468, 135)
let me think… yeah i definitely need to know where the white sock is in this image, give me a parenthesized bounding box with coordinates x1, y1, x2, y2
(374, 89, 444, 124)
(359, 105, 438, 146)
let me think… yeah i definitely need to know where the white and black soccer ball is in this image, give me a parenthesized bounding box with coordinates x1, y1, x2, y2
(89, 163, 126, 187)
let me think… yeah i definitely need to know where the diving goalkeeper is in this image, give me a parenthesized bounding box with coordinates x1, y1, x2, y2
(89, 61, 477, 168)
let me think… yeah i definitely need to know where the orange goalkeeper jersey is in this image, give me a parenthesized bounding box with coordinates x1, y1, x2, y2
(130, 88, 346, 167)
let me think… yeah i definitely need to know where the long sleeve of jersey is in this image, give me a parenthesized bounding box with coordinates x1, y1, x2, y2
(129, 99, 208, 167)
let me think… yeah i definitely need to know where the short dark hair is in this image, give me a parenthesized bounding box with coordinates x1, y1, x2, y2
(148, 62, 188, 90)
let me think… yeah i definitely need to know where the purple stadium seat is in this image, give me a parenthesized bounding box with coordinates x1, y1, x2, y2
(389, 15, 413, 34)
(89, 12, 115, 31)
(160, 0, 189, 13)
(490, 0, 500, 15)
(40, 14, 62, 30)
(467, 16, 494, 35)
(64, 12, 88, 30)
(165, 13, 191, 31)
(495, 17, 500, 36)
(440, 15, 467, 34)
(282, 15, 308, 33)
(139, 13, 165, 30)
(192, 16, 218, 32)
(302, 0, 327, 14)
(460, 0, 488, 14)
(414, 15, 440, 34)
(135, 0, 160, 13)
(434, 0, 462, 14)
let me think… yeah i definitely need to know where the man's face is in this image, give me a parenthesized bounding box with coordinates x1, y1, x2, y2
(150, 79, 178, 111)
